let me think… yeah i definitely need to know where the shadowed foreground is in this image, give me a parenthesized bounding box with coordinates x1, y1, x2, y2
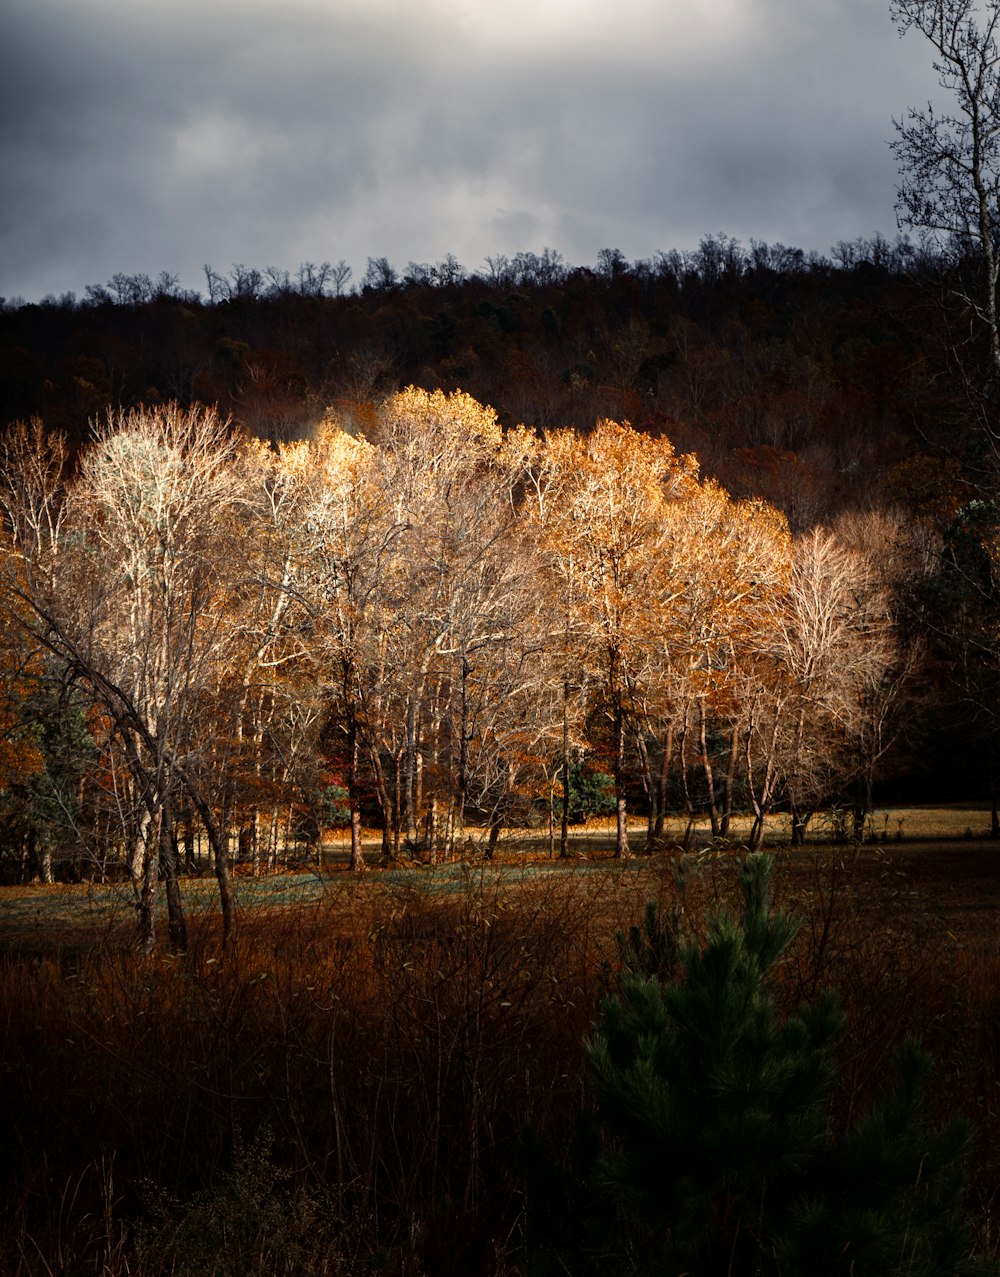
(1, 842, 998, 1274)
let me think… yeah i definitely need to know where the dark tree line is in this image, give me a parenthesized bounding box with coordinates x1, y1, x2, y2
(0, 234, 955, 513)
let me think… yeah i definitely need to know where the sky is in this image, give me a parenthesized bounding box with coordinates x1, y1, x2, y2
(0, 0, 945, 303)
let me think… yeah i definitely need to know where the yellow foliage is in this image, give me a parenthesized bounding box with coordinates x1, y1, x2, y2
(376, 386, 504, 457)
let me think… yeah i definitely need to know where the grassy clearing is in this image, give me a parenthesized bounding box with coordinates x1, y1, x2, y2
(1, 803, 996, 953)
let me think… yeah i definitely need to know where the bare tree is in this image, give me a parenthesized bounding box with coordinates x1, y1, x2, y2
(329, 260, 353, 297)
(369, 389, 542, 861)
(892, 0, 1000, 411)
(661, 488, 791, 846)
(289, 424, 404, 871)
(0, 407, 246, 948)
(758, 528, 901, 847)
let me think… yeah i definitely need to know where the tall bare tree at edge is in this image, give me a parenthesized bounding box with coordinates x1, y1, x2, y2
(892, 0, 1000, 434)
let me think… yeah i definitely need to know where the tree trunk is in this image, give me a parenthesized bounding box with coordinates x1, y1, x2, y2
(614, 703, 630, 858)
(720, 722, 740, 840)
(404, 695, 419, 844)
(207, 817, 236, 945)
(19, 831, 30, 885)
(40, 839, 54, 885)
(654, 723, 673, 844)
(634, 728, 657, 853)
(428, 794, 439, 865)
(348, 714, 366, 873)
(183, 786, 235, 946)
(393, 746, 403, 858)
(454, 653, 471, 858)
(160, 801, 187, 952)
(369, 743, 395, 862)
(698, 700, 721, 839)
(127, 807, 156, 953)
(744, 712, 779, 854)
(678, 717, 697, 851)
(560, 678, 571, 859)
(139, 817, 157, 956)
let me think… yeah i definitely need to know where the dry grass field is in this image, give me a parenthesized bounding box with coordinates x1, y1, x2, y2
(1, 805, 998, 1275)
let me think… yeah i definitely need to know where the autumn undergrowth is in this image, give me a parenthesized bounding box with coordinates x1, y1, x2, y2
(1, 851, 997, 1274)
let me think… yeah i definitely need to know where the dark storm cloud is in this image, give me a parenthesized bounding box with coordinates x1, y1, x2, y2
(0, 0, 939, 302)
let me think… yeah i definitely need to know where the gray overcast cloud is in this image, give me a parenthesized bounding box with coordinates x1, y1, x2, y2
(0, 0, 941, 302)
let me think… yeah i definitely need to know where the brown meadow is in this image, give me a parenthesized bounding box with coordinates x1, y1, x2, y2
(2, 812, 998, 1274)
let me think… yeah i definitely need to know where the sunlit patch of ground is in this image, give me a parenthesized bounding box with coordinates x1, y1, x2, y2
(1, 802, 997, 953)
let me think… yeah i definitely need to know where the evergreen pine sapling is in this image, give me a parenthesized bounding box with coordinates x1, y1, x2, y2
(533, 853, 990, 1276)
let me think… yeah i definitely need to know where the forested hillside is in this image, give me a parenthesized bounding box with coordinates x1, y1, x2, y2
(0, 235, 958, 517)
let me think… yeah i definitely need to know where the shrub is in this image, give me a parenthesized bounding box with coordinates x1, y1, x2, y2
(133, 1128, 351, 1277)
(528, 854, 991, 1276)
(567, 763, 616, 824)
